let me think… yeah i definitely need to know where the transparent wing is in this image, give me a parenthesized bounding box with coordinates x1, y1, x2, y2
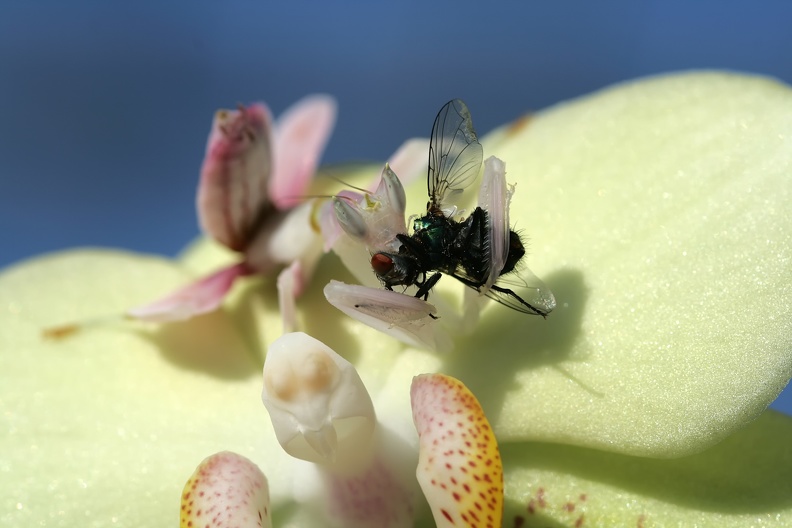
(427, 99, 483, 211)
(484, 269, 556, 317)
(450, 265, 556, 317)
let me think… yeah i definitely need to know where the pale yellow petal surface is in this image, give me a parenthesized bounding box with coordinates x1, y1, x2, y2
(500, 410, 792, 527)
(440, 72, 792, 457)
(0, 251, 291, 528)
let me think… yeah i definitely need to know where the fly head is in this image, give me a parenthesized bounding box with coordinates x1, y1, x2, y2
(370, 252, 420, 289)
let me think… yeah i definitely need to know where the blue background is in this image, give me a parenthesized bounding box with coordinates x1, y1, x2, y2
(1, 2, 790, 413)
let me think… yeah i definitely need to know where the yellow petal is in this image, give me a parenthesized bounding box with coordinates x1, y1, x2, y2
(501, 410, 792, 527)
(442, 71, 792, 457)
(0, 250, 292, 527)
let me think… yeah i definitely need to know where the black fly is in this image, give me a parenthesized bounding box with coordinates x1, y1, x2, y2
(367, 99, 554, 317)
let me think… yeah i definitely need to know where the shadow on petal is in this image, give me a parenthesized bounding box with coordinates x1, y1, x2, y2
(299, 253, 368, 366)
(223, 277, 278, 365)
(443, 268, 589, 425)
(135, 310, 261, 379)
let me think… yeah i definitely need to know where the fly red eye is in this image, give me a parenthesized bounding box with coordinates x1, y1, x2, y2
(371, 253, 394, 276)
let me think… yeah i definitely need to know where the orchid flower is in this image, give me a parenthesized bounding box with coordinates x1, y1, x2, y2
(2, 72, 792, 527)
(182, 334, 503, 528)
(127, 95, 336, 324)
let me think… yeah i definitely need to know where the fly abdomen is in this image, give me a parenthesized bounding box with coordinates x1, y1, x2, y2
(447, 207, 489, 283)
(500, 230, 526, 276)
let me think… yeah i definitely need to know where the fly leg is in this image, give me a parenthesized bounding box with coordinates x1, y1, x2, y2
(490, 283, 549, 318)
(414, 273, 442, 319)
(415, 272, 442, 301)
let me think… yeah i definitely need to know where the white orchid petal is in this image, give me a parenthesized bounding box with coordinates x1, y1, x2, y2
(261, 332, 376, 465)
(180, 451, 272, 528)
(411, 373, 503, 528)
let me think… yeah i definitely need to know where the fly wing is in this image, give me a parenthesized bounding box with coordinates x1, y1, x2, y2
(449, 263, 556, 317)
(427, 99, 483, 211)
(484, 271, 556, 317)
(197, 104, 273, 252)
(478, 156, 511, 294)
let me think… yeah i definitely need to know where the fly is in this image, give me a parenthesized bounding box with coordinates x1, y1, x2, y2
(367, 99, 555, 317)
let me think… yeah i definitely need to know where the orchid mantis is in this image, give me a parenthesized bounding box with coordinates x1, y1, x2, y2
(128, 96, 336, 325)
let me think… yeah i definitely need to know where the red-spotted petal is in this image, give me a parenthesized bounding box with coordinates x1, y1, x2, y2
(180, 451, 271, 528)
(410, 374, 503, 528)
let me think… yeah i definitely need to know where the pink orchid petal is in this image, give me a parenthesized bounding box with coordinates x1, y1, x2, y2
(323, 280, 452, 352)
(197, 104, 274, 251)
(180, 451, 272, 528)
(270, 94, 337, 210)
(411, 374, 503, 528)
(387, 138, 430, 187)
(127, 262, 251, 322)
(478, 156, 510, 294)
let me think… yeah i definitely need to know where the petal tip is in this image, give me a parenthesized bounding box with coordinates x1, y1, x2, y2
(180, 451, 271, 528)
